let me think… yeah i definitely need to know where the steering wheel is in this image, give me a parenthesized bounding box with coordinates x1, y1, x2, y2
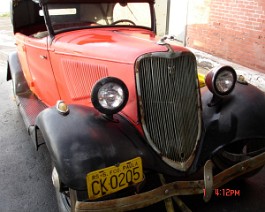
(111, 19, 136, 26)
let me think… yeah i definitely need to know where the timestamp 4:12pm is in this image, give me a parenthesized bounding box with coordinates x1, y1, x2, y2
(203, 188, 241, 197)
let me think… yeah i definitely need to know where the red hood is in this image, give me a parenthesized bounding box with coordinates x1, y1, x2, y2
(51, 28, 177, 63)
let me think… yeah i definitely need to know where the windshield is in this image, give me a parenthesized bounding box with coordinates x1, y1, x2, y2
(45, 2, 152, 33)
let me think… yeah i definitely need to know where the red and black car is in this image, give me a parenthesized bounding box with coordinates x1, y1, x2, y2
(7, 0, 265, 211)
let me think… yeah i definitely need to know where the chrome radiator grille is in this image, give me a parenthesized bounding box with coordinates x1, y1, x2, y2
(136, 52, 201, 170)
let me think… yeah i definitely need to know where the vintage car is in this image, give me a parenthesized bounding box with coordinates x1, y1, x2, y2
(7, 0, 265, 211)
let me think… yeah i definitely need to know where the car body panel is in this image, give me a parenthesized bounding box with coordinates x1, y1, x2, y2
(15, 33, 33, 87)
(7, 0, 265, 209)
(51, 28, 167, 63)
(25, 37, 61, 105)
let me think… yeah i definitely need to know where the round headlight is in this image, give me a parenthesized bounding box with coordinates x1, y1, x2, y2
(206, 66, 237, 96)
(91, 77, 129, 115)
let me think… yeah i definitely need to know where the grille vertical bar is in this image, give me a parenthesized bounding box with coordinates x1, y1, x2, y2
(136, 52, 201, 170)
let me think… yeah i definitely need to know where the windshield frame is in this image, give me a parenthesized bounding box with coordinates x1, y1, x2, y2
(41, 1, 156, 37)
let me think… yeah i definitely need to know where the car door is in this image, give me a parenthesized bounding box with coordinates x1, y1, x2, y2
(24, 36, 60, 106)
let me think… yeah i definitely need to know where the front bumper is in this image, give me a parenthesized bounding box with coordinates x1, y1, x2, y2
(74, 152, 265, 211)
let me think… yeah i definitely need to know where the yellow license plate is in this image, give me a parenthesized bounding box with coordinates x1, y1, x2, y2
(86, 157, 143, 200)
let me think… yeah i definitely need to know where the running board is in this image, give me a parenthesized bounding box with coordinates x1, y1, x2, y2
(16, 91, 47, 150)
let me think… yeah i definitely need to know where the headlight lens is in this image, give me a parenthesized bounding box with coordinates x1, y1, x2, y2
(215, 70, 235, 94)
(98, 83, 124, 109)
(206, 66, 237, 96)
(92, 77, 129, 115)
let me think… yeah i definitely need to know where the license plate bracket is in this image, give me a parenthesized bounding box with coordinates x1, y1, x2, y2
(86, 157, 143, 200)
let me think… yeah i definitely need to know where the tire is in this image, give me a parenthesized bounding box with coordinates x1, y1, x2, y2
(52, 166, 71, 212)
(55, 189, 71, 212)
(212, 139, 265, 178)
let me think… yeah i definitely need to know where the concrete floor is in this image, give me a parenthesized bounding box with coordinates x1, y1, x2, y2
(0, 17, 57, 212)
(1, 16, 265, 212)
(0, 55, 58, 211)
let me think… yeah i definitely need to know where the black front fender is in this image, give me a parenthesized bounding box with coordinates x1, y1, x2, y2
(203, 82, 265, 139)
(196, 82, 265, 167)
(36, 105, 182, 190)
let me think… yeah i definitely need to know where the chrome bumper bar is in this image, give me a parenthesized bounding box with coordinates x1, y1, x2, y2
(74, 151, 265, 212)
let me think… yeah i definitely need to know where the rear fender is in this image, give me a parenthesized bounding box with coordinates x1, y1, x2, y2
(7, 52, 29, 94)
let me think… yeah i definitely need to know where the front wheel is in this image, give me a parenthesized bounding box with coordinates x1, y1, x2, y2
(52, 167, 72, 212)
(212, 139, 265, 178)
(55, 189, 71, 212)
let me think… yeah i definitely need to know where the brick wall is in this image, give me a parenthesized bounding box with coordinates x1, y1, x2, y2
(186, 0, 265, 73)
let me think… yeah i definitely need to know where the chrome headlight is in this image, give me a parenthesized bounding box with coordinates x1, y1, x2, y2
(206, 66, 237, 96)
(91, 77, 129, 115)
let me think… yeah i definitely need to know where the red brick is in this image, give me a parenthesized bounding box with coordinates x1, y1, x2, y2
(187, 0, 265, 73)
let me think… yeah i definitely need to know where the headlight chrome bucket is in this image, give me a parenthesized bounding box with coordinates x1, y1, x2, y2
(91, 77, 129, 115)
(206, 65, 237, 96)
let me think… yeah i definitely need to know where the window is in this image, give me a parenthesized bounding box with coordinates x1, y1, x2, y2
(113, 3, 151, 27)
(46, 2, 152, 33)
